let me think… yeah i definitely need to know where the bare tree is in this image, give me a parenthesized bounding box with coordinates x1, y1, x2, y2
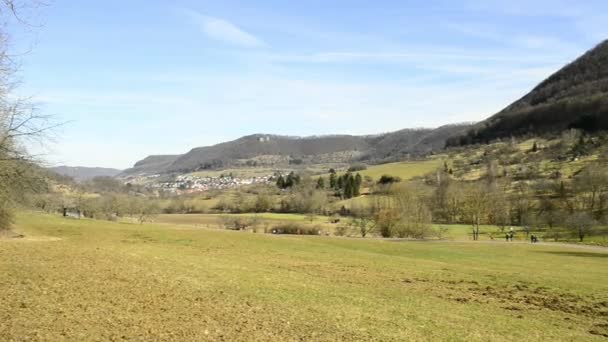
(0, 0, 52, 230)
(349, 204, 376, 238)
(461, 183, 491, 241)
(570, 165, 608, 220)
(565, 212, 596, 242)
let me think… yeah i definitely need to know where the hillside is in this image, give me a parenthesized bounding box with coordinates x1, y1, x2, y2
(120, 155, 180, 176)
(369, 124, 471, 161)
(121, 125, 471, 176)
(48, 166, 122, 182)
(448, 39, 608, 146)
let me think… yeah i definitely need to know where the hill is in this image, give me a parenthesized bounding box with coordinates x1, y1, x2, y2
(120, 155, 180, 176)
(121, 125, 470, 176)
(48, 166, 122, 182)
(448, 39, 608, 146)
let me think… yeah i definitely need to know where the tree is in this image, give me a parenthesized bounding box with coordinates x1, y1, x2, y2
(378, 174, 401, 185)
(512, 182, 534, 230)
(316, 176, 325, 189)
(537, 198, 564, 241)
(565, 212, 596, 242)
(354, 173, 362, 196)
(487, 183, 511, 233)
(461, 183, 491, 241)
(391, 184, 433, 239)
(284, 181, 328, 215)
(130, 197, 160, 224)
(570, 165, 608, 220)
(253, 192, 273, 213)
(0, 2, 53, 230)
(282, 172, 301, 189)
(350, 203, 375, 238)
(276, 175, 285, 189)
(329, 169, 337, 188)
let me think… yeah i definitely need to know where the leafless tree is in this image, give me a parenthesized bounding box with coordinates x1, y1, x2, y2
(0, 0, 52, 230)
(461, 183, 491, 241)
(565, 212, 596, 242)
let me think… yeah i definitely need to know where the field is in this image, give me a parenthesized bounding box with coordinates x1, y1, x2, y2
(359, 158, 443, 180)
(1, 212, 607, 341)
(156, 213, 336, 233)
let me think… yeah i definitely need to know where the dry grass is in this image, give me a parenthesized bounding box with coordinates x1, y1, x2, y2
(1, 212, 607, 341)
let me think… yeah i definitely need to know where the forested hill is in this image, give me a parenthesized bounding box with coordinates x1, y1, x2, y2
(121, 124, 471, 176)
(49, 166, 122, 182)
(448, 39, 608, 146)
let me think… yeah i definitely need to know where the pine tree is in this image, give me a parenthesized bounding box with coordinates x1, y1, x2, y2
(316, 177, 325, 189)
(329, 172, 337, 188)
(285, 172, 296, 188)
(344, 179, 353, 199)
(276, 175, 285, 189)
(354, 173, 362, 197)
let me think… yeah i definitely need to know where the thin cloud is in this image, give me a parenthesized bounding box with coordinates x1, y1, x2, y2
(180, 8, 266, 48)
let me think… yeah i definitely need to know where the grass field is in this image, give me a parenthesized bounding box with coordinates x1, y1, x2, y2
(359, 158, 443, 181)
(1, 212, 607, 341)
(156, 213, 608, 244)
(156, 213, 336, 233)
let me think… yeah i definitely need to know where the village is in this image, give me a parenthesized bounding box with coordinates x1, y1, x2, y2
(151, 174, 275, 194)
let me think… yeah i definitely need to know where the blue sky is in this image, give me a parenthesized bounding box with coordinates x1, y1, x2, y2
(12, 0, 608, 168)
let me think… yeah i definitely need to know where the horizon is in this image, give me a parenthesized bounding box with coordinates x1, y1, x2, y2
(14, 0, 608, 168)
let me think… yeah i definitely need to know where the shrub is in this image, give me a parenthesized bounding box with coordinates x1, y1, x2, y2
(378, 174, 402, 185)
(221, 216, 259, 231)
(269, 222, 321, 235)
(334, 224, 349, 236)
(348, 164, 367, 172)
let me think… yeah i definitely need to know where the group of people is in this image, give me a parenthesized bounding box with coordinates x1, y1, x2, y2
(504, 230, 540, 243)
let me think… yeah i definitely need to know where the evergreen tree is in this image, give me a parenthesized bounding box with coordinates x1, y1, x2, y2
(316, 177, 325, 189)
(276, 175, 285, 189)
(354, 173, 362, 197)
(329, 169, 337, 188)
(344, 177, 353, 199)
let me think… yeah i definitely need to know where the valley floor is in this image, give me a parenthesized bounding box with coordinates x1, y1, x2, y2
(1, 212, 607, 341)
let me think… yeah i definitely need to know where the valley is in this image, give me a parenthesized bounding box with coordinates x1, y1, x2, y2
(2, 2, 608, 341)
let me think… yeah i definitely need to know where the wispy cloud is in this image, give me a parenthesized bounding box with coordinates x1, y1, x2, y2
(180, 9, 266, 48)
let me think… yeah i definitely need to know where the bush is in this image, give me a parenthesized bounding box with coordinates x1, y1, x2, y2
(221, 216, 259, 231)
(269, 222, 321, 235)
(334, 224, 349, 236)
(348, 164, 367, 172)
(378, 174, 402, 185)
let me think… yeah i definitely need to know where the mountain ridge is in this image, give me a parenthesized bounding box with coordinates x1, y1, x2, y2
(121, 124, 471, 176)
(448, 39, 608, 146)
(49, 166, 123, 182)
(124, 39, 608, 176)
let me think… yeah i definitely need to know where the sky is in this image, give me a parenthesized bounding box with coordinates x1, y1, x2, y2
(9, 0, 608, 169)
